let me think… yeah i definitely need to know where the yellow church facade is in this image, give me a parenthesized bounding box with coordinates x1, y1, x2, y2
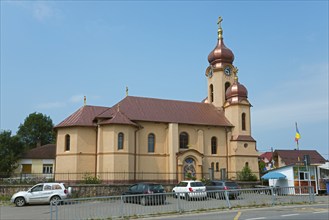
(54, 18, 259, 183)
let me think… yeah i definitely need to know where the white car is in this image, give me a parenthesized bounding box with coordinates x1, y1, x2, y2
(11, 182, 71, 207)
(172, 180, 207, 200)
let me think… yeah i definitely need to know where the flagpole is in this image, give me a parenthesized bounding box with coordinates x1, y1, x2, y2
(295, 122, 300, 150)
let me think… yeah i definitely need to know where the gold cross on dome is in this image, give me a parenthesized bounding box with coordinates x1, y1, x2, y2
(217, 16, 223, 29)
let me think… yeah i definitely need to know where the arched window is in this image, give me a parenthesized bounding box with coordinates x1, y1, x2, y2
(245, 162, 249, 167)
(216, 162, 219, 172)
(211, 162, 215, 171)
(209, 84, 214, 103)
(118, 132, 124, 150)
(65, 134, 70, 151)
(211, 136, 217, 154)
(148, 133, 155, 153)
(242, 113, 246, 131)
(179, 132, 189, 149)
(225, 82, 231, 94)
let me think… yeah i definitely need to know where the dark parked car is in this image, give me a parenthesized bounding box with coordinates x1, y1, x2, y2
(205, 180, 241, 199)
(122, 183, 166, 205)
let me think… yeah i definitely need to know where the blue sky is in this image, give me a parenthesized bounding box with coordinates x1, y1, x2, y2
(1, 1, 328, 158)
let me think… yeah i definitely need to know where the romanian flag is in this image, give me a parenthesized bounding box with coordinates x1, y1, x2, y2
(295, 122, 301, 144)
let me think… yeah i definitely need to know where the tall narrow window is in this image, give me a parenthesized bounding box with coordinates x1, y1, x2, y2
(65, 134, 70, 151)
(211, 162, 215, 171)
(118, 132, 124, 150)
(225, 82, 231, 96)
(211, 136, 217, 154)
(216, 162, 219, 172)
(148, 133, 155, 153)
(179, 132, 189, 149)
(242, 113, 246, 131)
(210, 84, 214, 103)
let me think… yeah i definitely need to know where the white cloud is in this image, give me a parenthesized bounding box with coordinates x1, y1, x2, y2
(252, 62, 328, 131)
(253, 99, 328, 129)
(33, 2, 54, 22)
(69, 95, 85, 103)
(36, 102, 66, 109)
(8, 0, 60, 22)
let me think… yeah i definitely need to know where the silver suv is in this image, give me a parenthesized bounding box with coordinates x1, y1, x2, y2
(11, 182, 71, 207)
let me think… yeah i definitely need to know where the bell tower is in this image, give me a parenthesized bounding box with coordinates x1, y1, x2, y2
(206, 17, 236, 109)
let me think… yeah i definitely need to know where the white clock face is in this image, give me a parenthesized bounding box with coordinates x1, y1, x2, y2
(224, 66, 231, 76)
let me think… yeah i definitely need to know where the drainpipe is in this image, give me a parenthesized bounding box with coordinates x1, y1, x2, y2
(134, 126, 142, 182)
(95, 126, 99, 178)
(225, 127, 229, 180)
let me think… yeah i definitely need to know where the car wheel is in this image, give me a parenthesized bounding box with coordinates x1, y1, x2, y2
(140, 197, 146, 206)
(15, 197, 26, 207)
(50, 196, 61, 205)
(172, 191, 177, 198)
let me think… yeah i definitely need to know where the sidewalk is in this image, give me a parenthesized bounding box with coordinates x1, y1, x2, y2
(314, 195, 329, 204)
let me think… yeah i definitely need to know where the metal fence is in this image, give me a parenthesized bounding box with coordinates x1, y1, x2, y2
(50, 186, 315, 220)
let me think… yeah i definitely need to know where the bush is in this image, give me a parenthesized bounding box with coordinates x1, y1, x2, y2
(81, 173, 102, 184)
(237, 165, 258, 181)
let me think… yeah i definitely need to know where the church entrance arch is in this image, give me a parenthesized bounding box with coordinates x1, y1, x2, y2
(183, 157, 196, 179)
(176, 149, 204, 181)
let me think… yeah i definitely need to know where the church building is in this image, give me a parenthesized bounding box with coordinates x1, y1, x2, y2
(54, 18, 259, 183)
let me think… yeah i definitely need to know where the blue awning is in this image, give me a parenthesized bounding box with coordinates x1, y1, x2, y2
(261, 172, 286, 180)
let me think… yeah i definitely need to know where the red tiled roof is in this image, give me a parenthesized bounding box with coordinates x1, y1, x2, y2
(98, 110, 138, 126)
(274, 150, 326, 165)
(232, 135, 256, 142)
(97, 96, 233, 127)
(55, 105, 109, 128)
(21, 144, 56, 159)
(260, 152, 273, 161)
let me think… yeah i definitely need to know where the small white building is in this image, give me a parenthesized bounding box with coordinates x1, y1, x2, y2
(317, 162, 329, 192)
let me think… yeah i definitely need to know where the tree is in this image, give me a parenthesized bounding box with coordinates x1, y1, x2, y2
(237, 164, 258, 181)
(17, 112, 55, 149)
(0, 130, 24, 177)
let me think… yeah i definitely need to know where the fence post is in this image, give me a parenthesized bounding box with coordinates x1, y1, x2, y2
(50, 203, 53, 220)
(224, 190, 231, 209)
(120, 195, 124, 218)
(270, 187, 275, 206)
(177, 193, 182, 213)
(308, 186, 315, 203)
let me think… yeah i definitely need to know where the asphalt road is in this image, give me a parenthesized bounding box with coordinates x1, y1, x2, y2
(147, 203, 329, 220)
(1, 195, 328, 220)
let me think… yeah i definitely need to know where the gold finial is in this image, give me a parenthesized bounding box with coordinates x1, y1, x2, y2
(233, 66, 239, 82)
(217, 16, 223, 39)
(126, 86, 128, 96)
(84, 96, 86, 105)
(117, 103, 120, 112)
(233, 66, 239, 76)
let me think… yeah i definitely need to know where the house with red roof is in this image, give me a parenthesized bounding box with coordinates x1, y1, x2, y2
(15, 144, 55, 180)
(262, 149, 328, 194)
(54, 19, 260, 183)
(259, 151, 274, 171)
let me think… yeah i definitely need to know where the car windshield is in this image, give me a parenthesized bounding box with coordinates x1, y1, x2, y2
(191, 182, 204, 187)
(226, 182, 239, 187)
(149, 184, 164, 191)
(214, 182, 223, 186)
